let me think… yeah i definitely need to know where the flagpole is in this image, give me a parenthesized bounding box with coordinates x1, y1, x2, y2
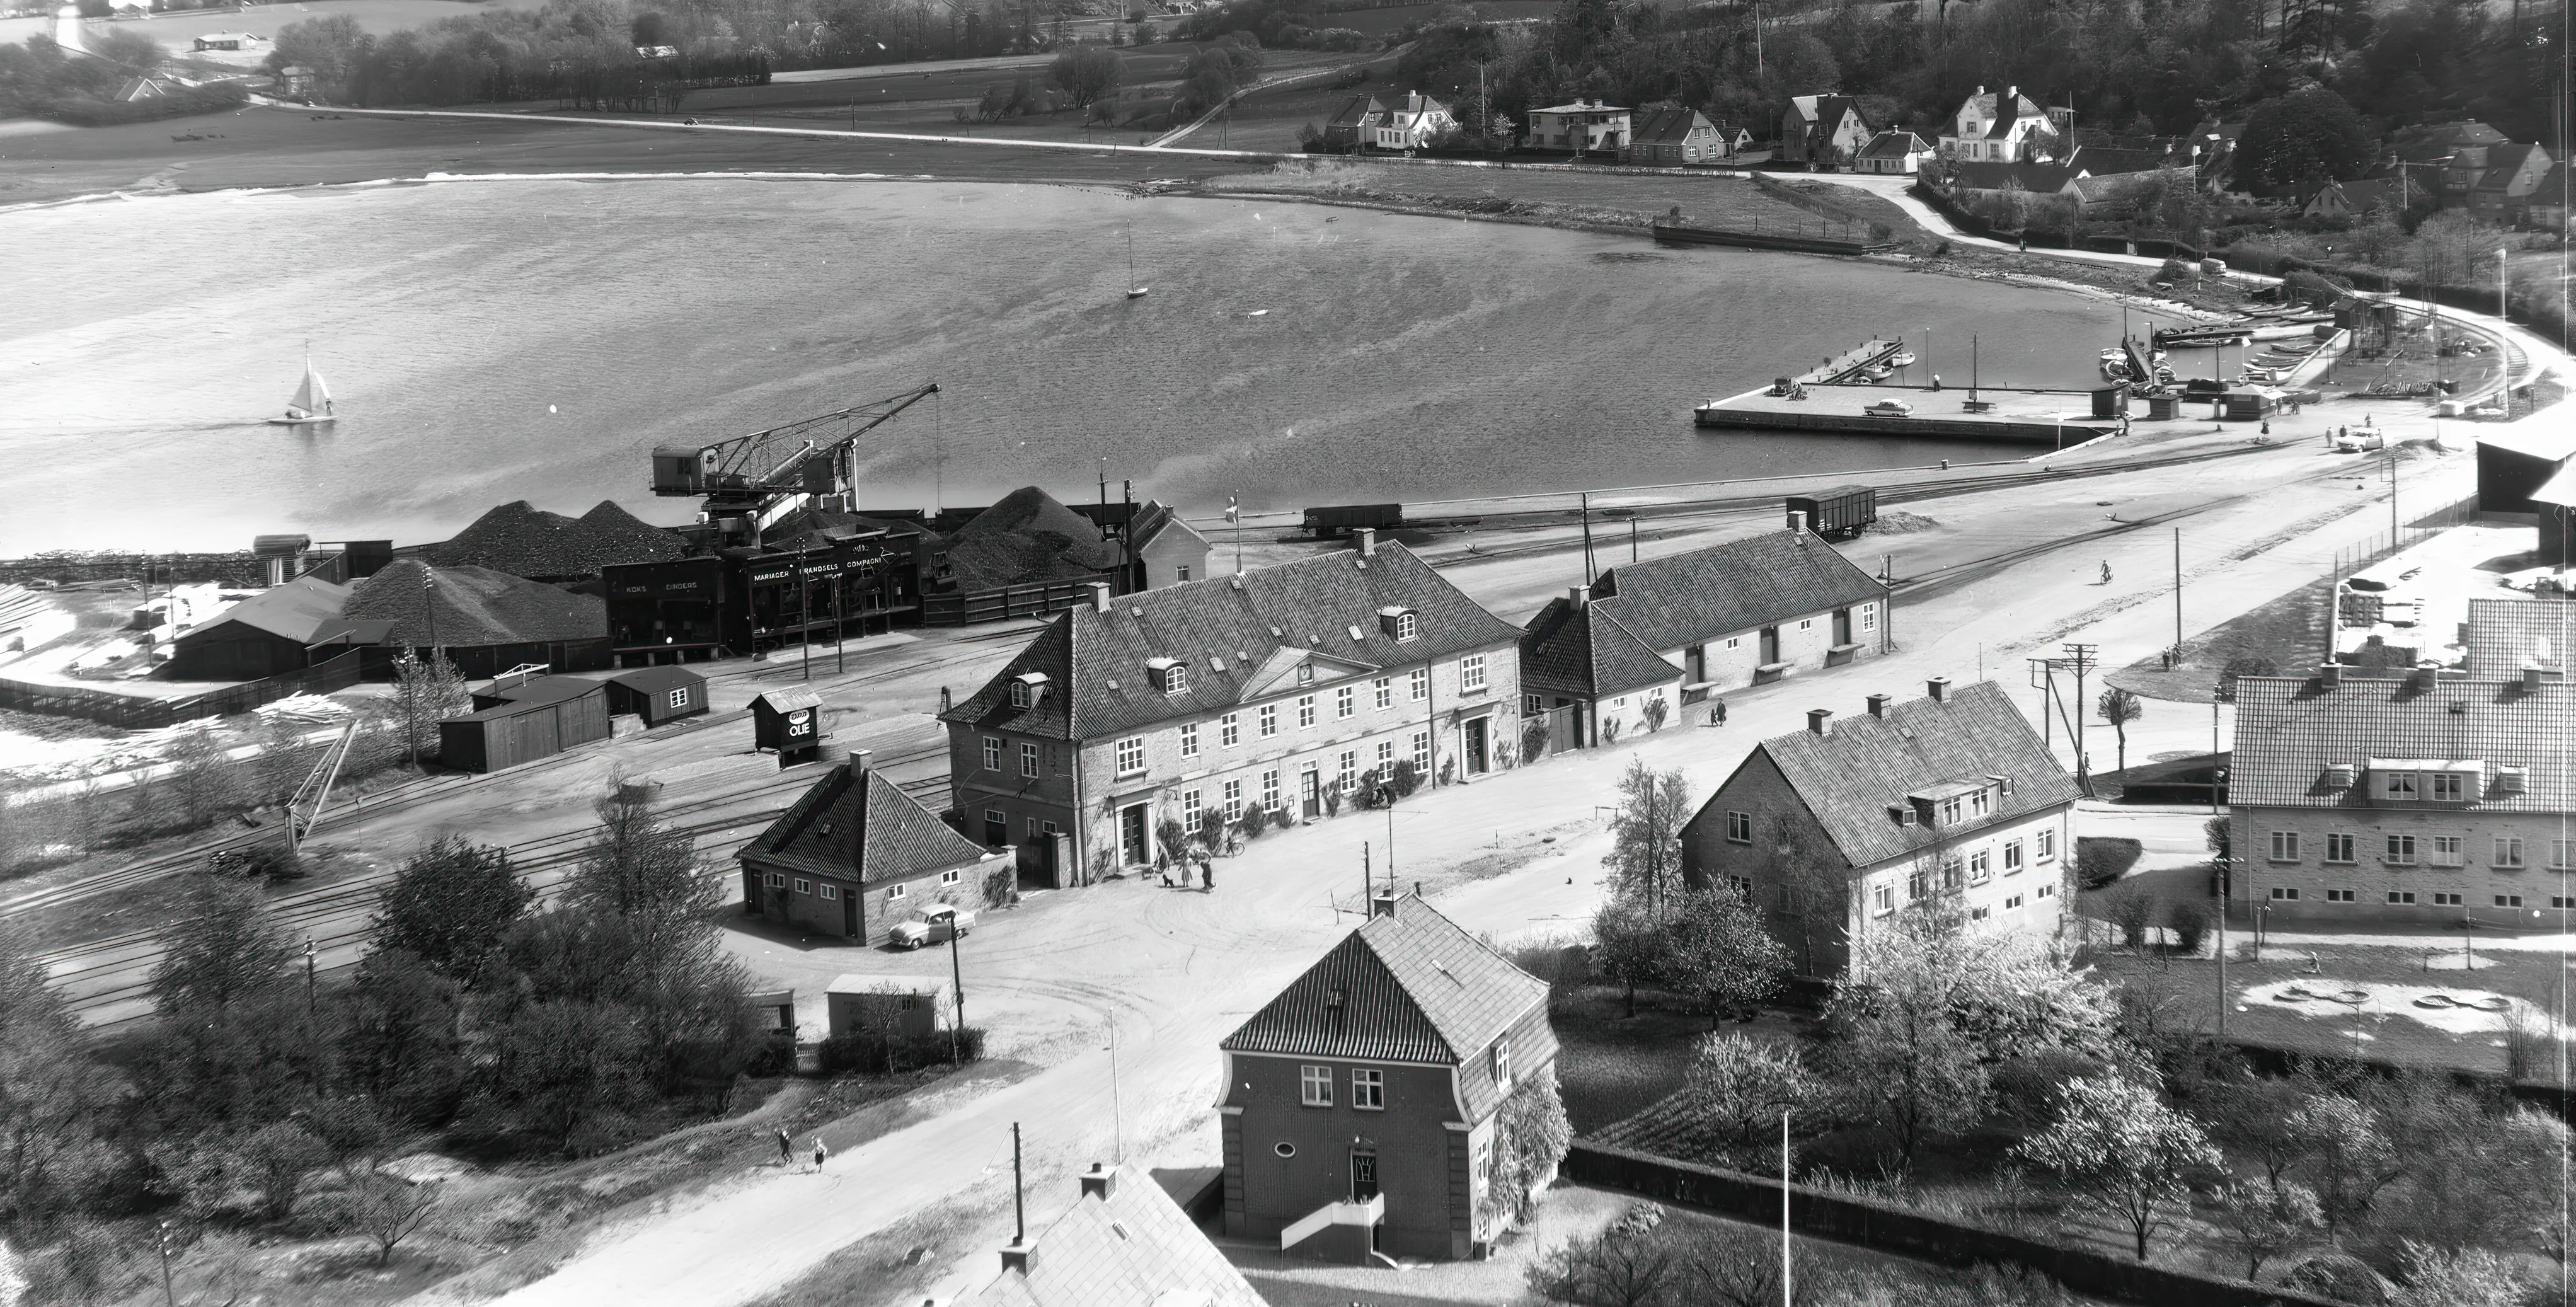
(1229, 493, 1243, 575)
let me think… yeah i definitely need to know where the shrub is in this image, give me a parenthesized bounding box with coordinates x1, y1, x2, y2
(1236, 807, 1267, 841)
(2112, 890, 2159, 950)
(2074, 836, 2144, 890)
(2167, 899, 2212, 955)
(1522, 717, 1550, 764)
(2218, 654, 2279, 701)
(1642, 696, 1669, 733)
(1388, 758, 1420, 797)
(817, 1025, 985, 1074)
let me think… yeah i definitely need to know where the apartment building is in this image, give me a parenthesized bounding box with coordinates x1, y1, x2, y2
(1679, 679, 2081, 976)
(940, 531, 1523, 884)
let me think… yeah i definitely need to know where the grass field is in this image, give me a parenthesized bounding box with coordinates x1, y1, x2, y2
(1203, 158, 1858, 234)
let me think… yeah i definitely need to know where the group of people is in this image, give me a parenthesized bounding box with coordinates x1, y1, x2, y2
(1159, 855, 1215, 892)
(777, 1128, 827, 1172)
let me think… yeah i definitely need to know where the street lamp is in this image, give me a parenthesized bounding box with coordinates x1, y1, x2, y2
(302, 935, 316, 1011)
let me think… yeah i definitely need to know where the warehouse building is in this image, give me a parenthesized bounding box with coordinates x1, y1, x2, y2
(439, 674, 612, 773)
(604, 665, 709, 726)
(342, 560, 610, 681)
(166, 575, 352, 681)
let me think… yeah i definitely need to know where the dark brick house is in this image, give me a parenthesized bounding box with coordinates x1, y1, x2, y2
(1218, 893, 1555, 1262)
(737, 756, 1002, 943)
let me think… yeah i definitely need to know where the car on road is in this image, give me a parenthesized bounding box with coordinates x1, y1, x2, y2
(889, 905, 975, 949)
(1862, 399, 1914, 417)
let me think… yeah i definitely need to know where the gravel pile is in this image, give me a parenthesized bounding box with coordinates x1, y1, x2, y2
(945, 487, 1124, 594)
(426, 500, 684, 581)
(343, 560, 604, 647)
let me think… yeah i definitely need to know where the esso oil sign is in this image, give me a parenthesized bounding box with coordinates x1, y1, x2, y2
(785, 709, 814, 738)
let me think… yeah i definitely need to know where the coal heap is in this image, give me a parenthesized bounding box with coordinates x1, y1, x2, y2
(427, 500, 684, 581)
(944, 487, 1125, 594)
(343, 559, 605, 647)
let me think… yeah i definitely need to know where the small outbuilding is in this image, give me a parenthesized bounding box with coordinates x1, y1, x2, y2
(735, 755, 1000, 943)
(439, 675, 611, 773)
(825, 975, 950, 1040)
(606, 665, 708, 726)
(746, 988, 796, 1035)
(750, 688, 827, 764)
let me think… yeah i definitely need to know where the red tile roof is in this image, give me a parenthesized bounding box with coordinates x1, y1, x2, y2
(1222, 895, 1550, 1077)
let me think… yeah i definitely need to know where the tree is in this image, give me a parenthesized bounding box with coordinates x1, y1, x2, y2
(163, 725, 246, 830)
(0, 928, 106, 1223)
(388, 650, 469, 766)
(1603, 759, 1689, 913)
(1485, 1071, 1570, 1229)
(1527, 1229, 1674, 1307)
(570, 783, 708, 923)
(2013, 1074, 2221, 1259)
(1178, 37, 1260, 114)
(481, 998, 650, 1153)
(230, 1121, 331, 1221)
(338, 949, 464, 1124)
(152, 876, 294, 1014)
(2096, 688, 2142, 781)
(1047, 45, 1123, 107)
(2390, 1241, 2525, 1307)
(2210, 1178, 2322, 1279)
(332, 1170, 441, 1265)
(263, 13, 369, 88)
(1590, 892, 1663, 1018)
(2285, 1093, 2398, 1241)
(2233, 88, 2375, 195)
(371, 836, 531, 986)
(2197, 1073, 2316, 1190)
(88, 26, 161, 73)
(1657, 888, 1788, 1025)
(1684, 1032, 1808, 1153)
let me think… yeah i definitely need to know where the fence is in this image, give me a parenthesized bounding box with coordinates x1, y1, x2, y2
(2327, 489, 2482, 584)
(0, 649, 363, 730)
(1562, 1142, 2342, 1307)
(920, 580, 1097, 627)
(0, 552, 264, 588)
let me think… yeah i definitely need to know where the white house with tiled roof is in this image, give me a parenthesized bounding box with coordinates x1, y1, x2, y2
(1938, 84, 2063, 163)
(1680, 679, 2081, 976)
(940, 531, 1523, 885)
(962, 1161, 1265, 1307)
(1217, 893, 1555, 1262)
(736, 756, 1006, 943)
(2229, 657, 2576, 927)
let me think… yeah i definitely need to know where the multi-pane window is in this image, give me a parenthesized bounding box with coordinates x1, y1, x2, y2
(1410, 667, 1430, 702)
(1338, 751, 1357, 792)
(2003, 839, 2024, 873)
(795, 878, 812, 895)
(2429, 773, 2464, 802)
(2269, 831, 2300, 862)
(2432, 892, 2463, 906)
(667, 688, 689, 709)
(1183, 789, 1204, 824)
(1376, 740, 1395, 769)
(1730, 876, 1754, 904)
(1374, 677, 1393, 710)
(1259, 705, 1279, 737)
(1350, 1068, 1384, 1110)
(1969, 850, 1991, 884)
(2496, 894, 2524, 908)
(2035, 883, 2055, 898)
(2495, 837, 2526, 868)
(1222, 780, 1243, 820)
(1970, 906, 1992, 922)
(1940, 857, 1964, 892)
(2557, 841, 2576, 871)
(2004, 894, 2023, 911)
(2270, 886, 2299, 901)
(2385, 834, 2418, 865)
(1115, 737, 1145, 776)
(884, 882, 902, 900)
(1907, 868, 1929, 900)
(2429, 836, 2464, 868)
(1411, 730, 1430, 774)
(1180, 723, 1199, 759)
(1221, 712, 1240, 747)
(2556, 897, 2576, 910)
(1297, 695, 1317, 729)
(1337, 686, 1355, 720)
(2036, 828, 2056, 861)
(1489, 1037, 1513, 1093)
(2324, 832, 2357, 863)
(2325, 889, 2355, 902)
(1020, 742, 1040, 779)
(1859, 603, 1878, 633)
(1299, 1065, 1333, 1107)
(2388, 890, 2416, 904)
(1726, 811, 1753, 843)
(1873, 885, 1895, 915)
(1460, 654, 1488, 691)
(941, 868, 961, 885)
(2383, 771, 2418, 800)
(1394, 612, 1419, 640)
(767, 872, 786, 888)
(1940, 797, 1962, 825)
(982, 737, 1003, 771)
(819, 883, 839, 901)
(1970, 788, 1991, 817)
(1262, 770, 1280, 811)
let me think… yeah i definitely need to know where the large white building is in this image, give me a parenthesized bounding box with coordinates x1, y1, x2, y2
(1937, 84, 2064, 163)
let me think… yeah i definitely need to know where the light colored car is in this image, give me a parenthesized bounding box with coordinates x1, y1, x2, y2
(1862, 399, 1914, 417)
(889, 904, 976, 949)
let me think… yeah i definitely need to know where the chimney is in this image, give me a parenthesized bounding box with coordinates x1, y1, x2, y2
(1354, 527, 1377, 558)
(2006, 85, 2018, 105)
(850, 748, 873, 776)
(1866, 693, 1891, 717)
(1088, 581, 1112, 613)
(999, 1243, 1033, 1275)
(1370, 889, 1400, 918)
(1079, 1162, 1119, 1201)
(2408, 666, 2437, 692)
(1788, 509, 1808, 534)
(2523, 664, 2545, 691)
(1926, 676, 1950, 702)
(1975, 84, 1986, 97)
(1570, 584, 1590, 610)
(2320, 663, 2343, 688)
(1807, 708, 1832, 736)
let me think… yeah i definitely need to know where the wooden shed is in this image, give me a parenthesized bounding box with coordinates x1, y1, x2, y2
(606, 665, 709, 727)
(439, 676, 611, 773)
(751, 688, 827, 764)
(826, 975, 948, 1040)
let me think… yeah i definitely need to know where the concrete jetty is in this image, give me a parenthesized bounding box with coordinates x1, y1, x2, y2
(1696, 381, 2130, 445)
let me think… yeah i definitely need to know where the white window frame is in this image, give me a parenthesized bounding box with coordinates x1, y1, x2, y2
(1222, 779, 1243, 820)
(2003, 839, 2023, 873)
(1164, 662, 1188, 695)
(1337, 685, 1355, 720)
(1460, 654, 1488, 692)
(2429, 771, 2464, 802)
(1183, 789, 1203, 824)
(1115, 736, 1145, 778)
(941, 868, 961, 885)
(795, 878, 812, 895)
(1859, 602, 1878, 633)
(1020, 742, 1040, 779)
(2494, 836, 2525, 868)
(1300, 1064, 1333, 1107)
(1338, 750, 1357, 792)
(2324, 832, 2357, 864)
(1259, 705, 1279, 738)
(2270, 886, 2299, 901)
(1394, 611, 1419, 641)
(819, 882, 839, 901)
(1297, 695, 1316, 730)
(2432, 892, 2463, 907)
(1872, 884, 1895, 916)
(1180, 722, 1199, 759)
(2326, 888, 2355, 902)
(1489, 1037, 1513, 1093)
(1969, 849, 1992, 884)
(982, 736, 1003, 772)
(1374, 676, 1393, 710)
(1409, 667, 1430, 702)
(2388, 890, 2417, 904)
(666, 688, 689, 709)
(767, 872, 786, 889)
(2383, 771, 2418, 800)
(1262, 770, 1280, 812)
(1221, 712, 1240, 748)
(885, 882, 904, 900)
(1350, 1068, 1384, 1110)
(2036, 827, 2056, 861)
(2268, 831, 2299, 862)
(1410, 730, 1430, 774)
(2429, 835, 2465, 868)
(2555, 840, 2575, 871)
(2385, 833, 2418, 866)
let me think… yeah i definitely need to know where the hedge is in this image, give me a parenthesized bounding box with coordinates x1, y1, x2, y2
(37, 82, 249, 127)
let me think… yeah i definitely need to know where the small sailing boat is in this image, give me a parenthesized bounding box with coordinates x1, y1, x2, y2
(1887, 350, 1916, 367)
(1124, 220, 1149, 300)
(267, 349, 336, 426)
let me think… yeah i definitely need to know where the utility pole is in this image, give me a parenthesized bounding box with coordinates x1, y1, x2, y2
(302, 935, 316, 1013)
(799, 560, 812, 681)
(421, 563, 439, 658)
(949, 926, 967, 1054)
(2173, 527, 2184, 664)
(157, 1221, 177, 1307)
(1228, 493, 1243, 575)
(1108, 1020, 1124, 1164)
(2066, 643, 2096, 794)
(1580, 492, 1596, 584)
(1011, 1123, 1025, 1247)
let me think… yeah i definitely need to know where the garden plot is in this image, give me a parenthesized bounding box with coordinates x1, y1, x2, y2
(2244, 977, 2563, 1042)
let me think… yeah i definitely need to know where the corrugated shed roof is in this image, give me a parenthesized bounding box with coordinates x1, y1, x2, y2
(940, 543, 1519, 742)
(482, 674, 600, 708)
(607, 665, 705, 694)
(737, 764, 989, 883)
(958, 1166, 1266, 1307)
(1588, 530, 1887, 654)
(1222, 895, 1550, 1069)
(1518, 597, 1683, 700)
(1711, 681, 2082, 870)
(343, 560, 604, 647)
(187, 575, 352, 645)
(2465, 598, 2576, 677)
(754, 688, 824, 713)
(2232, 672, 2576, 810)
(452, 679, 603, 723)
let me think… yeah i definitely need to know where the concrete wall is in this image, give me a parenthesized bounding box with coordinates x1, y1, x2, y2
(2229, 802, 2568, 927)
(1221, 1054, 1469, 1260)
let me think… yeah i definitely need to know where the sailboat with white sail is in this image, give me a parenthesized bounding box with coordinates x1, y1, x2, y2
(267, 350, 336, 426)
(1125, 220, 1149, 300)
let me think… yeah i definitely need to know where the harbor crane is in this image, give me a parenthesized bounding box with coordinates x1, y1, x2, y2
(649, 382, 941, 548)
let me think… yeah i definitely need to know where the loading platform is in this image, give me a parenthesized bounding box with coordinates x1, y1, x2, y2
(1696, 382, 2133, 444)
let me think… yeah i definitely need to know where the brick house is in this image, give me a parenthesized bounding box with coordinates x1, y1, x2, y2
(1517, 529, 1889, 752)
(1527, 100, 1631, 153)
(1623, 105, 1732, 165)
(965, 1163, 1265, 1307)
(1217, 893, 1555, 1262)
(737, 756, 1004, 943)
(1936, 85, 2063, 164)
(2471, 142, 2556, 221)
(1679, 679, 2081, 977)
(941, 531, 1523, 884)
(2229, 659, 2575, 928)
(1780, 94, 1871, 167)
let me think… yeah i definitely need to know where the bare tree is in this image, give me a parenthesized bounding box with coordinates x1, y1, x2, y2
(333, 1170, 441, 1264)
(1047, 45, 1124, 107)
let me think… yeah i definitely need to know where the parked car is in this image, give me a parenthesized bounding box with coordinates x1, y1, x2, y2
(1862, 399, 1914, 417)
(889, 904, 976, 949)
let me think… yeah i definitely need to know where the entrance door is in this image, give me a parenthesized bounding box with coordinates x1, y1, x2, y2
(1119, 803, 1149, 867)
(1299, 768, 1323, 819)
(1760, 625, 1781, 664)
(1463, 717, 1490, 775)
(1833, 607, 1853, 645)
(1350, 1150, 1379, 1202)
(1686, 643, 1707, 682)
(842, 891, 859, 936)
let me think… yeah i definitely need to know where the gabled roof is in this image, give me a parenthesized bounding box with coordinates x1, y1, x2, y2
(2465, 598, 2576, 678)
(2390, 120, 2507, 163)
(940, 542, 1519, 742)
(2067, 145, 2178, 176)
(607, 665, 704, 694)
(1860, 129, 1927, 158)
(343, 560, 604, 647)
(1700, 681, 2082, 870)
(479, 674, 600, 708)
(1129, 501, 1208, 556)
(1631, 105, 1715, 144)
(1531, 100, 1630, 115)
(1587, 529, 1887, 654)
(2473, 144, 2551, 190)
(1222, 895, 1550, 1071)
(184, 575, 352, 646)
(2231, 672, 2576, 811)
(1950, 88, 2047, 137)
(959, 1165, 1265, 1307)
(1518, 597, 1682, 700)
(1327, 93, 1386, 129)
(737, 763, 989, 884)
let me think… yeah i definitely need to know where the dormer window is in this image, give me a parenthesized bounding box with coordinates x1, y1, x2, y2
(1380, 607, 1419, 641)
(1940, 796, 1962, 824)
(1008, 672, 1049, 710)
(2381, 771, 2417, 800)
(1147, 657, 1187, 694)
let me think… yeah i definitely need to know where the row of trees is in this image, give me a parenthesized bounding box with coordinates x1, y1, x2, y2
(0, 782, 766, 1300)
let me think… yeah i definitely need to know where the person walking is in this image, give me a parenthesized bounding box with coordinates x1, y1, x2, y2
(811, 1136, 829, 1172)
(1200, 857, 1214, 892)
(1711, 697, 1727, 727)
(2100, 560, 2113, 585)
(774, 1127, 792, 1165)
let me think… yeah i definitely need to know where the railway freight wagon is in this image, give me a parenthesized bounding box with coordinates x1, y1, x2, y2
(1301, 504, 1404, 538)
(440, 677, 612, 773)
(1785, 485, 1877, 539)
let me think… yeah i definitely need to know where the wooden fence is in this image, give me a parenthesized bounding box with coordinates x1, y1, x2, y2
(0, 649, 364, 730)
(920, 580, 1098, 627)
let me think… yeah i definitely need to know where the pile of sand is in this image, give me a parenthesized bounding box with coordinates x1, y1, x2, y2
(945, 487, 1125, 594)
(343, 560, 603, 647)
(426, 500, 683, 581)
